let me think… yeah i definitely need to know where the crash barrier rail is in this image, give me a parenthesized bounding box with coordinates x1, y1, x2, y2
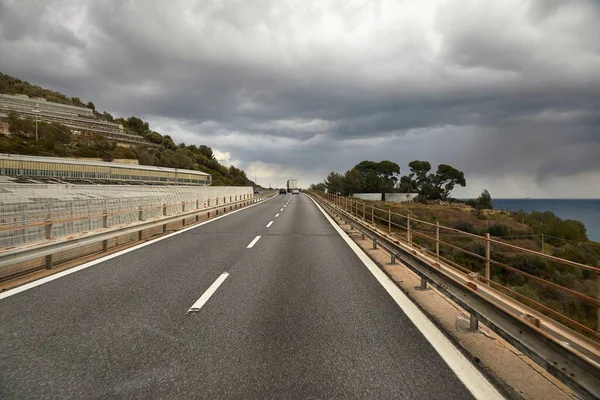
(0, 186, 250, 248)
(310, 191, 600, 399)
(319, 192, 600, 337)
(0, 192, 276, 282)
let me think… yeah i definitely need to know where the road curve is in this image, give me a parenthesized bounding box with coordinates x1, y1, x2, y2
(0, 193, 486, 399)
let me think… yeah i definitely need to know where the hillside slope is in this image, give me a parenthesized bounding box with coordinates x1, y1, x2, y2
(0, 72, 253, 186)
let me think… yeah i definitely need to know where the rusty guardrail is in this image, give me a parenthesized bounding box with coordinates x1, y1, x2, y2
(310, 191, 600, 399)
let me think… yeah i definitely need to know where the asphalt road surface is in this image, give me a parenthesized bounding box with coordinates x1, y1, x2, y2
(1, 193, 489, 399)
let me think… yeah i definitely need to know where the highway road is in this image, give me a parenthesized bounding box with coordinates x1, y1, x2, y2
(0, 193, 499, 399)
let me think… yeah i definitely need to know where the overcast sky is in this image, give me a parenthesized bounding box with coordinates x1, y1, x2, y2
(1, 0, 599, 197)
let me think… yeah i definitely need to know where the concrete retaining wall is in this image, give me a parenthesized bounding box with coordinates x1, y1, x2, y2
(352, 192, 418, 203)
(352, 193, 382, 201)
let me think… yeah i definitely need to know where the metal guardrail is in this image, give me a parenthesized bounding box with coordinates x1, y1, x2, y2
(311, 191, 600, 399)
(321, 192, 600, 337)
(0, 192, 276, 280)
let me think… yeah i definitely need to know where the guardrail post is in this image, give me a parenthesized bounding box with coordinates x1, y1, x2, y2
(216, 198, 219, 215)
(485, 233, 491, 285)
(138, 206, 143, 241)
(361, 231, 366, 240)
(372, 237, 377, 250)
(44, 219, 53, 240)
(102, 210, 109, 251)
(162, 203, 167, 233)
(406, 215, 411, 243)
(416, 276, 428, 290)
(436, 222, 440, 259)
(362, 202, 365, 220)
(371, 204, 374, 224)
(390, 253, 396, 264)
(45, 255, 53, 269)
(196, 200, 200, 222)
(470, 313, 479, 331)
(388, 209, 391, 232)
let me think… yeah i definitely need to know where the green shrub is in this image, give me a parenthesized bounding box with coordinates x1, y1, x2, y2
(488, 223, 511, 237)
(454, 220, 478, 234)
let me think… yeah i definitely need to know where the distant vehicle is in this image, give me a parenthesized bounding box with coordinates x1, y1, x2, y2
(279, 188, 287, 194)
(292, 189, 299, 195)
(287, 179, 298, 192)
(254, 189, 260, 194)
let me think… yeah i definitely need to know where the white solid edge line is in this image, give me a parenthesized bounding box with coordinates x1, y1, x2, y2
(247, 235, 261, 248)
(307, 196, 503, 400)
(0, 195, 277, 301)
(187, 272, 229, 313)
(266, 221, 274, 228)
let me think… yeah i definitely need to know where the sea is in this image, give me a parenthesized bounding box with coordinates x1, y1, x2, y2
(492, 199, 600, 242)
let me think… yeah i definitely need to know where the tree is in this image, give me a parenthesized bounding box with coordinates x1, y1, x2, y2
(409, 160, 432, 181)
(102, 111, 114, 122)
(138, 150, 158, 166)
(47, 123, 72, 145)
(161, 135, 177, 150)
(398, 175, 417, 193)
(343, 168, 361, 195)
(86, 101, 95, 110)
(7, 111, 32, 138)
(408, 160, 432, 194)
(125, 116, 150, 135)
(376, 160, 401, 195)
(477, 189, 493, 210)
(432, 164, 466, 200)
(354, 160, 381, 192)
(324, 171, 344, 194)
(198, 145, 215, 160)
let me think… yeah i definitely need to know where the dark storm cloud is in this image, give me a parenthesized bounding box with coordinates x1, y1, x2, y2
(0, 0, 598, 195)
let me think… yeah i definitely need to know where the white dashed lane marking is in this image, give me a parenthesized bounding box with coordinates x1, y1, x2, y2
(247, 235, 261, 248)
(187, 273, 229, 314)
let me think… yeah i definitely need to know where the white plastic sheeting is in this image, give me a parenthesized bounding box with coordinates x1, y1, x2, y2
(0, 184, 252, 249)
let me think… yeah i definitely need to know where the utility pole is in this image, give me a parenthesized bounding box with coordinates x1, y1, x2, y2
(541, 234, 545, 253)
(33, 108, 40, 142)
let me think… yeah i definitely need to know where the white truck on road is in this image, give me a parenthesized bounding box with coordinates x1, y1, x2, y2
(287, 179, 298, 193)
